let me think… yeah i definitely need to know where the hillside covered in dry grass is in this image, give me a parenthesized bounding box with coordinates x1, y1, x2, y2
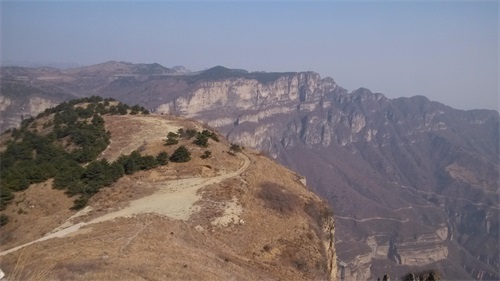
(0, 98, 337, 280)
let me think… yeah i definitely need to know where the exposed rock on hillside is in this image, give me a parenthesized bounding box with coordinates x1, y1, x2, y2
(1, 62, 498, 280)
(152, 67, 498, 280)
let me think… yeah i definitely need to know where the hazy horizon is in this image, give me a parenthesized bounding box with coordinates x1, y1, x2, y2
(1, 1, 498, 111)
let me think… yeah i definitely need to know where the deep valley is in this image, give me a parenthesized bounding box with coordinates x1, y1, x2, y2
(1, 62, 498, 280)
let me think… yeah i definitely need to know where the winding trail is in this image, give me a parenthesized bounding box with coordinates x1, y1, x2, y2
(400, 185, 500, 209)
(391, 204, 436, 212)
(0, 153, 251, 257)
(335, 215, 409, 223)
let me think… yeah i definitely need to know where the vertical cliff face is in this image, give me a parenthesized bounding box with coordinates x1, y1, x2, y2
(155, 72, 345, 159)
(155, 73, 499, 280)
(0, 95, 62, 131)
(156, 72, 333, 113)
(1, 63, 498, 280)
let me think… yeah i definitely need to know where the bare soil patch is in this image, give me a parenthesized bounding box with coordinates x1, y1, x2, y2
(100, 114, 182, 161)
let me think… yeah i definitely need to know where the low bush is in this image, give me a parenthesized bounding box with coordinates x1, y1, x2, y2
(156, 151, 169, 165)
(165, 131, 179, 145)
(71, 196, 89, 210)
(230, 143, 242, 153)
(0, 214, 9, 227)
(194, 133, 209, 147)
(201, 150, 212, 159)
(165, 138, 178, 145)
(178, 128, 197, 139)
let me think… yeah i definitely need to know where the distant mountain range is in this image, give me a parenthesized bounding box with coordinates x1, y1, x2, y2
(1, 61, 498, 280)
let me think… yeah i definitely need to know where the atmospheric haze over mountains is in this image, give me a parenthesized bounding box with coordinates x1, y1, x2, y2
(0, 0, 499, 280)
(1, 1, 498, 111)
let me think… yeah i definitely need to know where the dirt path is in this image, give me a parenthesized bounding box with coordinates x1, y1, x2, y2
(335, 215, 409, 223)
(0, 153, 250, 257)
(400, 185, 500, 209)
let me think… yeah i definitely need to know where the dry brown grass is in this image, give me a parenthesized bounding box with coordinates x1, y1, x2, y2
(0, 179, 75, 251)
(258, 181, 301, 214)
(4, 247, 55, 281)
(0, 114, 334, 281)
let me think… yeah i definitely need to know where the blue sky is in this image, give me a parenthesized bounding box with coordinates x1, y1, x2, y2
(1, 1, 498, 110)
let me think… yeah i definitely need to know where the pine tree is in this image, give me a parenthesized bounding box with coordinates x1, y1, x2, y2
(170, 146, 191, 162)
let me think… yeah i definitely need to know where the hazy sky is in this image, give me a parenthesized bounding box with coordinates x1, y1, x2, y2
(1, 1, 498, 110)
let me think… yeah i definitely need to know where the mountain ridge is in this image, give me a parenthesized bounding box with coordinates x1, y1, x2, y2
(0, 61, 498, 280)
(0, 97, 337, 280)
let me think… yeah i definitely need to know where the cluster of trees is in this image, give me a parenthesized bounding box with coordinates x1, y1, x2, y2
(0, 96, 154, 225)
(54, 114, 110, 163)
(164, 127, 221, 161)
(0, 97, 232, 227)
(193, 130, 219, 147)
(177, 128, 197, 139)
(0, 129, 94, 210)
(164, 128, 222, 160)
(165, 128, 219, 148)
(105, 103, 149, 115)
(35, 96, 149, 119)
(61, 150, 170, 210)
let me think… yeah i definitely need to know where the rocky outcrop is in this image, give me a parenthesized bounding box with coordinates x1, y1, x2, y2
(323, 216, 337, 281)
(152, 72, 498, 280)
(155, 72, 339, 121)
(340, 230, 449, 280)
(0, 95, 60, 131)
(1, 62, 498, 280)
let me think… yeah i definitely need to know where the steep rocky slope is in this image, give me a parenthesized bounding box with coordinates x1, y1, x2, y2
(0, 101, 337, 280)
(1, 62, 498, 280)
(154, 70, 499, 280)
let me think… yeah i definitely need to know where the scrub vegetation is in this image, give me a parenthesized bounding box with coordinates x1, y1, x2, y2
(1, 97, 161, 222)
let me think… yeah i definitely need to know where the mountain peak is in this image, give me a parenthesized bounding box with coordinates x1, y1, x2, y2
(171, 65, 191, 73)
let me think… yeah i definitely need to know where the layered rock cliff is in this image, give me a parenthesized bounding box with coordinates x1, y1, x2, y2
(152, 69, 498, 280)
(1, 62, 498, 280)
